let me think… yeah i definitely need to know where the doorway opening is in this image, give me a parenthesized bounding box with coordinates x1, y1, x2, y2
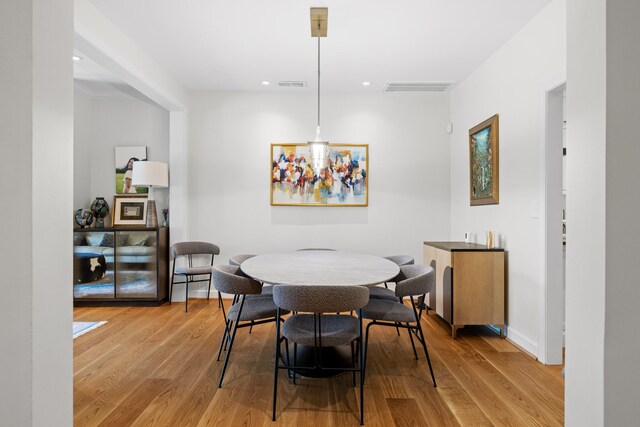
(540, 81, 566, 365)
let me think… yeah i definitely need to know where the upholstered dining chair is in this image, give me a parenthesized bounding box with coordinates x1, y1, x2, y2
(272, 285, 369, 425)
(361, 264, 437, 388)
(369, 255, 415, 301)
(296, 248, 337, 251)
(212, 265, 287, 388)
(228, 253, 256, 267)
(170, 241, 221, 313)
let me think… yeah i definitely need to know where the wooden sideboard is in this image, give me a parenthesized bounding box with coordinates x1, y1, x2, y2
(423, 241, 505, 338)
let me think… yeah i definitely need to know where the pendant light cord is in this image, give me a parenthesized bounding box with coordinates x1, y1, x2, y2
(317, 32, 321, 128)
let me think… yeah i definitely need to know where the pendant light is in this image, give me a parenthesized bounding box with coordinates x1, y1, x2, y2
(308, 7, 329, 174)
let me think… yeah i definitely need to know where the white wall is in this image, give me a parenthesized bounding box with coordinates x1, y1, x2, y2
(74, 91, 93, 207)
(184, 91, 450, 295)
(448, 0, 566, 355)
(602, 1, 640, 424)
(73, 94, 171, 221)
(0, 0, 74, 425)
(565, 0, 606, 424)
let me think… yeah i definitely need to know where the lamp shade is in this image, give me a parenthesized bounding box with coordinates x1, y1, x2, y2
(131, 161, 168, 188)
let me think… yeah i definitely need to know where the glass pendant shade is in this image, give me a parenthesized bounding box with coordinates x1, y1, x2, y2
(309, 126, 329, 173)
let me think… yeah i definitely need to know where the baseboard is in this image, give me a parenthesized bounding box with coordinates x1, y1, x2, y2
(169, 288, 233, 302)
(505, 326, 539, 359)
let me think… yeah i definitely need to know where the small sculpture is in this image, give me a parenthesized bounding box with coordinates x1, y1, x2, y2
(74, 209, 94, 229)
(90, 197, 110, 228)
(162, 208, 169, 227)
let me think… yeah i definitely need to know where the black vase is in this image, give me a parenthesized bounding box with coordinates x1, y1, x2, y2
(90, 197, 110, 228)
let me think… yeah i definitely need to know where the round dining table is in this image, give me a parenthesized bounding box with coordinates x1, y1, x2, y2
(240, 250, 400, 377)
(240, 250, 400, 287)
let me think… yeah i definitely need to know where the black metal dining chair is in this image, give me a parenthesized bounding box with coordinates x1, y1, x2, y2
(170, 241, 221, 312)
(361, 264, 437, 388)
(272, 285, 369, 425)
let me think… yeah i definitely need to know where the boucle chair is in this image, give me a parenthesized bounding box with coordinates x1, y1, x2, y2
(272, 285, 369, 425)
(369, 255, 415, 301)
(361, 264, 437, 388)
(212, 265, 288, 388)
(296, 248, 337, 251)
(228, 253, 256, 266)
(170, 241, 221, 313)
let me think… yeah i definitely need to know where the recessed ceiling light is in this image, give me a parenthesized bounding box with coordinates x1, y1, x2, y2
(73, 55, 83, 62)
(362, 81, 371, 86)
(262, 81, 270, 85)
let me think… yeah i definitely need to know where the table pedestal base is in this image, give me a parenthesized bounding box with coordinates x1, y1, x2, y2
(280, 343, 354, 378)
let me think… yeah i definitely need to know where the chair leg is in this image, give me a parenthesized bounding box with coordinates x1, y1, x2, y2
(416, 321, 437, 388)
(362, 322, 374, 385)
(407, 323, 418, 360)
(219, 292, 227, 324)
(292, 343, 297, 385)
(223, 320, 233, 351)
(216, 318, 231, 362)
(184, 276, 189, 312)
(395, 322, 401, 336)
(272, 308, 282, 422)
(218, 297, 245, 388)
(359, 313, 364, 426)
(351, 340, 356, 387)
(169, 272, 175, 305)
(249, 323, 253, 334)
(207, 273, 212, 300)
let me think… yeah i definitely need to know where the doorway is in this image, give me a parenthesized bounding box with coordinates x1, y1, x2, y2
(540, 81, 566, 365)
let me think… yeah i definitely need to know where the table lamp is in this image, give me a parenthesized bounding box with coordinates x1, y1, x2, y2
(132, 161, 168, 228)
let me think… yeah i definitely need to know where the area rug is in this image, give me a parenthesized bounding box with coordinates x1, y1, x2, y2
(73, 321, 107, 339)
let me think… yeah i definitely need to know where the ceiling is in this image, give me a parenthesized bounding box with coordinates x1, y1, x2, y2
(88, 0, 552, 91)
(73, 51, 151, 101)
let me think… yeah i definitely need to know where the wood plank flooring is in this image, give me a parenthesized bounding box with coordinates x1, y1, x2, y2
(74, 300, 564, 426)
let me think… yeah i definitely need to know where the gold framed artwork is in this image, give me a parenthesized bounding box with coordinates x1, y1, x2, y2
(271, 143, 368, 206)
(469, 115, 499, 205)
(112, 195, 148, 226)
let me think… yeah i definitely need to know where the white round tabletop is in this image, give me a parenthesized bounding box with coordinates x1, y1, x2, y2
(240, 250, 400, 287)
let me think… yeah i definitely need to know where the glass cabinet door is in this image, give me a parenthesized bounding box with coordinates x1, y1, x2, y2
(73, 230, 115, 299)
(114, 230, 158, 299)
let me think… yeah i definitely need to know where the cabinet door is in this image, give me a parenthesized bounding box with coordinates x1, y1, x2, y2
(73, 231, 115, 299)
(115, 230, 158, 299)
(452, 252, 504, 325)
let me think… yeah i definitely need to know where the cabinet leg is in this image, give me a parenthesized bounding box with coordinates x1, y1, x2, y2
(498, 325, 505, 339)
(452, 325, 462, 339)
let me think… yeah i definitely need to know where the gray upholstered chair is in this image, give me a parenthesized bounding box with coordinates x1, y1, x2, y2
(361, 264, 437, 388)
(212, 265, 287, 388)
(369, 255, 415, 301)
(296, 248, 337, 251)
(229, 253, 256, 266)
(272, 285, 369, 425)
(170, 241, 221, 312)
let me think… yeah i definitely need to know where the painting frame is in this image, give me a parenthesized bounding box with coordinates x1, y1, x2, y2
(270, 143, 369, 207)
(469, 114, 499, 206)
(114, 146, 148, 195)
(112, 195, 148, 227)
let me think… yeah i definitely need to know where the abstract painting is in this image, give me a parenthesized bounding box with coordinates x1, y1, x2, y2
(469, 115, 499, 205)
(271, 143, 368, 206)
(115, 146, 148, 194)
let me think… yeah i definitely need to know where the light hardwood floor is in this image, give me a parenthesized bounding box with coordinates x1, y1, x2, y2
(74, 300, 564, 426)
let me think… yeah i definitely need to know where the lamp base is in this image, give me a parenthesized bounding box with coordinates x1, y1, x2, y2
(146, 199, 158, 228)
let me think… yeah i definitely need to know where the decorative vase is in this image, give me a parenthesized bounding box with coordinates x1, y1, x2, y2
(74, 209, 94, 229)
(90, 197, 110, 228)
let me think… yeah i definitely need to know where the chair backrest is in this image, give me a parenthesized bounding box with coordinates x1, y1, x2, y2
(171, 241, 220, 258)
(228, 254, 256, 267)
(296, 248, 336, 251)
(384, 255, 415, 266)
(395, 265, 434, 298)
(273, 285, 369, 313)
(212, 265, 262, 295)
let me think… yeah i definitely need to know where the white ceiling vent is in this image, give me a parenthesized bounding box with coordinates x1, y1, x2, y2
(278, 81, 307, 88)
(384, 82, 450, 92)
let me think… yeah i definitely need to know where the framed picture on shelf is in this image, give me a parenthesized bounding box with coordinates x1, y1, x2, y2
(270, 143, 368, 206)
(114, 146, 148, 195)
(112, 195, 148, 226)
(469, 114, 499, 205)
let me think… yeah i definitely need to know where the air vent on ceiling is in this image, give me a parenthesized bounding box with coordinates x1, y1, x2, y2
(278, 81, 307, 88)
(384, 82, 450, 92)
